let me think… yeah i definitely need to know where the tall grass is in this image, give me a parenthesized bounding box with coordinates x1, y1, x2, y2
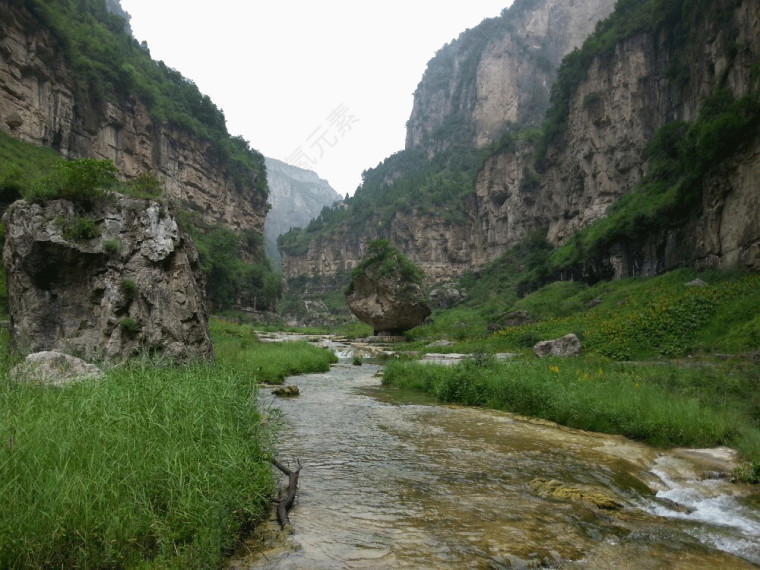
(0, 320, 338, 567)
(383, 358, 760, 461)
(1, 363, 270, 568)
(211, 319, 337, 384)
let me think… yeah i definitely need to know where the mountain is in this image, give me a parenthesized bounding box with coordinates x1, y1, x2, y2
(279, 0, 760, 290)
(264, 158, 340, 270)
(405, 0, 617, 154)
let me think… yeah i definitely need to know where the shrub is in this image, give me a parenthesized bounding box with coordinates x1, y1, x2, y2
(119, 317, 140, 334)
(103, 238, 121, 253)
(61, 216, 100, 241)
(25, 159, 117, 203)
(348, 239, 424, 292)
(120, 278, 137, 298)
(120, 173, 163, 198)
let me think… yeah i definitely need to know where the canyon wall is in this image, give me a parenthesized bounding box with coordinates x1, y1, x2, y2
(283, 0, 760, 284)
(282, 0, 617, 282)
(472, 0, 760, 274)
(406, 0, 617, 153)
(0, 0, 267, 241)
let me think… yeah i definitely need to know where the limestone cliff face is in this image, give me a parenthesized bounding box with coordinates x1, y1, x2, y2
(3, 196, 212, 362)
(0, 0, 267, 241)
(264, 157, 340, 267)
(473, 0, 760, 274)
(281, 210, 474, 283)
(405, 0, 617, 152)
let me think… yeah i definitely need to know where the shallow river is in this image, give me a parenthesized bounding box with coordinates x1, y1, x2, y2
(231, 343, 760, 569)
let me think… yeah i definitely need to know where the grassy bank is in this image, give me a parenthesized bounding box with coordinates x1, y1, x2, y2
(0, 321, 336, 568)
(211, 319, 338, 384)
(410, 268, 760, 360)
(384, 355, 760, 482)
(392, 267, 760, 482)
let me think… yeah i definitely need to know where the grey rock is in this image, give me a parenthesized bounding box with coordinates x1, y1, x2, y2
(272, 385, 300, 397)
(533, 333, 581, 358)
(429, 283, 466, 309)
(489, 310, 533, 332)
(428, 340, 455, 348)
(10, 351, 103, 386)
(2, 196, 213, 363)
(685, 279, 708, 287)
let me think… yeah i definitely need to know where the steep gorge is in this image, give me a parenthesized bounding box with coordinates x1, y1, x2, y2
(473, 0, 760, 276)
(280, 0, 618, 282)
(281, 0, 760, 289)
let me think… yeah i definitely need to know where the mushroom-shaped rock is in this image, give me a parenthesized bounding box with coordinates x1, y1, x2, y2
(346, 240, 430, 336)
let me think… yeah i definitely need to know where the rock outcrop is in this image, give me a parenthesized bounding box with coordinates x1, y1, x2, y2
(2, 196, 212, 362)
(533, 333, 581, 358)
(345, 243, 431, 336)
(346, 269, 431, 336)
(0, 0, 268, 251)
(406, 0, 617, 153)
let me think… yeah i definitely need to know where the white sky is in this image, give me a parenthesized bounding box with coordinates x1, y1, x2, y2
(119, 1, 513, 197)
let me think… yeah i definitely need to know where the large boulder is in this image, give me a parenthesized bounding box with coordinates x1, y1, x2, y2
(2, 196, 213, 362)
(533, 333, 581, 358)
(10, 351, 103, 386)
(345, 240, 430, 336)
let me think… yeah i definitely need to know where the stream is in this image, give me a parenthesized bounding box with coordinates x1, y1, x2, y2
(230, 337, 760, 569)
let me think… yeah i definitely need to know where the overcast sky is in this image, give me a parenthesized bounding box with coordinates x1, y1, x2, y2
(119, 1, 513, 197)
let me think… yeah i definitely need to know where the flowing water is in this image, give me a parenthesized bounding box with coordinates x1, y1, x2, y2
(231, 339, 760, 569)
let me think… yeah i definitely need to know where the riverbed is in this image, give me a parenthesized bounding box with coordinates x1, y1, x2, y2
(230, 341, 760, 569)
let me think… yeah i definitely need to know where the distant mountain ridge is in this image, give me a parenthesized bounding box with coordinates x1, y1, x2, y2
(265, 157, 341, 269)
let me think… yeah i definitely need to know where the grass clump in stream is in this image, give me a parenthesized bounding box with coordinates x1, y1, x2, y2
(0, 320, 337, 568)
(210, 319, 337, 384)
(383, 358, 760, 476)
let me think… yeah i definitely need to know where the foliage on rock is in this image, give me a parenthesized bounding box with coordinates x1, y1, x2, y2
(348, 239, 423, 292)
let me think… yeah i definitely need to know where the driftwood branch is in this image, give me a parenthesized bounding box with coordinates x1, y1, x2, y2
(272, 459, 301, 528)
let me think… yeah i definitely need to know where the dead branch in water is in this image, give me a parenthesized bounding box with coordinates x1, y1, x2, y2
(272, 459, 301, 529)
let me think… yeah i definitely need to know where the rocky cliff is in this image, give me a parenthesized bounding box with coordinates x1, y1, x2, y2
(3, 195, 212, 362)
(472, 0, 760, 275)
(281, 0, 617, 282)
(264, 157, 340, 268)
(0, 0, 268, 246)
(405, 0, 617, 153)
(282, 0, 760, 287)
